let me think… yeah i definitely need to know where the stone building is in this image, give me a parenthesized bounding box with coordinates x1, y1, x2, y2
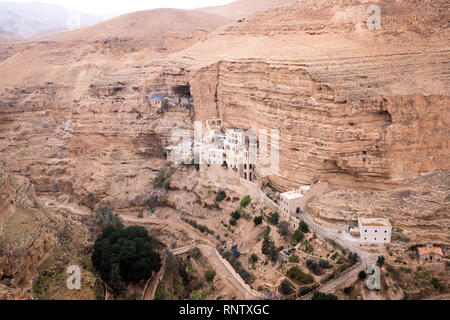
(358, 217, 392, 244)
(148, 93, 166, 108)
(417, 244, 443, 264)
(279, 189, 304, 221)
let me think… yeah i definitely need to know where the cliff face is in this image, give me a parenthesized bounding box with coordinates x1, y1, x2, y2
(0, 159, 95, 300)
(187, 59, 448, 190)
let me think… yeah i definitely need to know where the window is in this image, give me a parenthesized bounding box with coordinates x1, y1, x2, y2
(364, 237, 367, 240)
(375, 230, 377, 233)
(384, 230, 387, 233)
(365, 230, 367, 233)
(374, 238, 377, 241)
(384, 238, 387, 241)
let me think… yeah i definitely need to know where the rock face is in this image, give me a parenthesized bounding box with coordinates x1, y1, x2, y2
(0, 158, 95, 300)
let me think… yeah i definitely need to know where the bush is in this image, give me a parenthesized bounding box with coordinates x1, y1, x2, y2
(87, 192, 96, 203)
(344, 286, 353, 295)
(286, 266, 314, 285)
(229, 218, 237, 226)
(95, 206, 123, 230)
(205, 269, 216, 283)
(249, 253, 259, 265)
(268, 212, 280, 226)
(306, 260, 321, 275)
(358, 270, 367, 280)
(277, 221, 290, 237)
(280, 280, 294, 295)
(215, 191, 226, 203)
(231, 211, 241, 220)
(293, 230, 304, 243)
(377, 256, 385, 266)
(312, 291, 338, 300)
(289, 255, 300, 263)
(348, 252, 359, 265)
(92, 226, 161, 295)
(319, 259, 330, 269)
(154, 167, 174, 189)
(240, 195, 251, 208)
(253, 216, 263, 226)
(137, 210, 144, 219)
(299, 221, 309, 233)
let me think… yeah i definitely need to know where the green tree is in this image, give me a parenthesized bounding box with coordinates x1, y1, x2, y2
(268, 212, 280, 226)
(277, 221, 290, 237)
(249, 254, 259, 265)
(279, 279, 293, 295)
(231, 211, 241, 220)
(215, 191, 226, 203)
(240, 195, 251, 208)
(205, 269, 216, 283)
(358, 270, 367, 280)
(293, 229, 304, 243)
(377, 255, 385, 266)
(299, 221, 309, 233)
(92, 226, 162, 296)
(253, 216, 263, 226)
(261, 228, 278, 262)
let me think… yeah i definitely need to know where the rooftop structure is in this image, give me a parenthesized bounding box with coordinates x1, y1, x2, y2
(151, 93, 166, 100)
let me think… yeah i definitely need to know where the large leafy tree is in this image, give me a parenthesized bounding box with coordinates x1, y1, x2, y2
(92, 226, 162, 295)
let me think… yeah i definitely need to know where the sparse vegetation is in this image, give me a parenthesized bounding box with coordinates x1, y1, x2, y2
(182, 218, 215, 235)
(277, 221, 290, 237)
(267, 212, 280, 226)
(253, 216, 263, 226)
(240, 195, 251, 208)
(204, 269, 216, 283)
(299, 221, 309, 233)
(215, 191, 226, 203)
(286, 266, 314, 285)
(95, 206, 123, 230)
(154, 167, 174, 189)
(358, 270, 367, 280)
(249, 253, 259, 265)
(293, 229, 304, 244)
(279, 279, 294, 295)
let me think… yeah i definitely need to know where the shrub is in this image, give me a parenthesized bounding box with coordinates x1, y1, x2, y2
(319, 259, 330, 269)
(95, 206, 123, 230)
(240, 195, 251, 208)
(377, 256, 385, 266)
(348, 252, 359, 265)
(87, 192, 96, 203)
(253, 216, 263, 226)
(229, 218, 237, 226)
(268, 212, 280, 226)
(299, 221, 309, 233)
(137, 210, 144, 219)
(231, 211, 241, 220)
(249, 254, 259, 265)
(215, 191, 226, 203)
(344, 286, 353, 295)
(289, 255, 300, 263)
(154, 167, 174, 189)
(279, 280, 294, 295)
(293, 230, 304, 243)
(358, 270, 367, 280)
(205, 269, 216, 283)
(277, 221, 290, 237)
(287, 266, 314, 285)
(306, 260, 321, 275)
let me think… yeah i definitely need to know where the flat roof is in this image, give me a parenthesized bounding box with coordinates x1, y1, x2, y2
(281, 190, 304, 200)
(359, 217, 391, 228)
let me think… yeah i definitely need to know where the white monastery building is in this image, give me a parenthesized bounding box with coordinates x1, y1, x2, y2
(358, 217, 392, 244)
